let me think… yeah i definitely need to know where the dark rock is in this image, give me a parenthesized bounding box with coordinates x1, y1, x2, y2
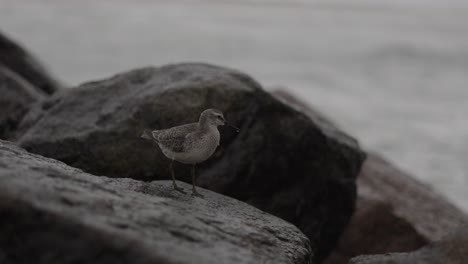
(323, 196, 427, 264)
(358, 155, 468, 240)
(271, 90, 468, 264)
(0, 31, 61, 94)
(324, 155, 468, 264)
(0, 140, 312, 264)
(349, 226, 468, 264)
(0, 65, 45, 139)
(16, 63, 366, 261)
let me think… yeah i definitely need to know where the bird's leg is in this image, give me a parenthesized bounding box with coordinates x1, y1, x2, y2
(170, 159, 185, 194)
(191, 164, 204, 198)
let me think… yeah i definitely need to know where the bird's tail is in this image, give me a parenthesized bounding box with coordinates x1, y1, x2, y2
(141, 129, 157, 142)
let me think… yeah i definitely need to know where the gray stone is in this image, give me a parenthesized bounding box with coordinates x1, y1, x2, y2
(323, 154, 468, 264)
(349, 226, 468, 264)
(0, 65, 45, 140)
(16, 63, 366, 261)
(0, 31, 61, 94)
(272, 90, 468, 264)
(0, 140, 312, 264)
(358, 154, 468, 241)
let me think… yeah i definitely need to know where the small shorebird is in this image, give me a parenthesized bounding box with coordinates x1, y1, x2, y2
(141, 109, 239, 197)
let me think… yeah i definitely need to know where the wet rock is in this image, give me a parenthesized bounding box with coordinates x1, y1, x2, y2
(0, 140, 312, 264)
(17, 63, 366, 261)
(0, 65, 45, 139)
(0, 31, 61, 94)
(272, 90, 468, 264)
(349, 226, 468, 264)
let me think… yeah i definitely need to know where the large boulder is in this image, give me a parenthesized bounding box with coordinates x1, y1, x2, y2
(349, 226, 468, 264)
(272, 90, 468, 264)
(0, 65, 45, 140)
(0, 140, 312, 264)
(16, 63, 366, 261)
(0, 30, 61, 94)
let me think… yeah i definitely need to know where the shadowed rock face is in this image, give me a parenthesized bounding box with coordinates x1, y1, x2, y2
(0, 31, 61, 95)
(0, 140, 312, 264)
(0, 65, 45, 140)
(323, 155, 468, 264)
(349, 227, 468, 264)
(273, 90, 468, 264)
(15, 63, 366, 261)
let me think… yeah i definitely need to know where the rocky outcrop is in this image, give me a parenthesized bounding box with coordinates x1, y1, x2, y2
(271, 90, 468, 264)
(357, 154, 468, 240)
(323, 155, 468, 264)
(0, 31, 61, 94)
(349, 226, 468, 264)
(0, 65, 45, 139)
(0, 140, 312, 264)
(15, 63, 366, 261)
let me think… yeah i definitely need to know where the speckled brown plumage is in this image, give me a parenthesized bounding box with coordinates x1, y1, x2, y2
(141, 108, 237, 197)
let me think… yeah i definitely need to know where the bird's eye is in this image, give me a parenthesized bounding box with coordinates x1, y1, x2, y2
(217, 115, 223, 120)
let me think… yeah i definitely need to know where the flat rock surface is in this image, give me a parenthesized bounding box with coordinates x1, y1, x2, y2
(0, 140, 311, 264)
(16, 63, 365, 261)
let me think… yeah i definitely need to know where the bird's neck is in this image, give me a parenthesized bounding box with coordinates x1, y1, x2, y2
(198, 120, 217, 132)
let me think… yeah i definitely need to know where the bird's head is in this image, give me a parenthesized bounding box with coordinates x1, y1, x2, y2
(200, 108, 225, 126)
(199, 109, 239, 132)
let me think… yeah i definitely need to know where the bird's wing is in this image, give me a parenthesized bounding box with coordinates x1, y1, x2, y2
(153, 123, 198, 152)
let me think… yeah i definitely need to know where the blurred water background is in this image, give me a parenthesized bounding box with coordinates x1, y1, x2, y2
(1, 0, 467, 211)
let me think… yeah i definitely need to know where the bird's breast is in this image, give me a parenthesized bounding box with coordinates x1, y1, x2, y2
(176, 129, 220, 164)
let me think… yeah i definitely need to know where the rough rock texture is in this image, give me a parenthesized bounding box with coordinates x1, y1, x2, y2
(16, 63, 366, 261)
(272, 90, 468, 264)
(0, 31, 61, 94)
(0, 140, 311, 264)
(0, 65, 45, 140)
(349, 226, 468, 264)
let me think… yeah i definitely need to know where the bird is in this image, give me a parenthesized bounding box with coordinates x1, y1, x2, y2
(141, 108, 239, 197)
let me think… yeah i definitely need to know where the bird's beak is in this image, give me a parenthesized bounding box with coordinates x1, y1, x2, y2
(225, 121, 240, 133)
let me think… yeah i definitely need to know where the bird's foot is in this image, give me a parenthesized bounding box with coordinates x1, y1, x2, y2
(173, 185, 186, 194)
(191, 190, 204, 198)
